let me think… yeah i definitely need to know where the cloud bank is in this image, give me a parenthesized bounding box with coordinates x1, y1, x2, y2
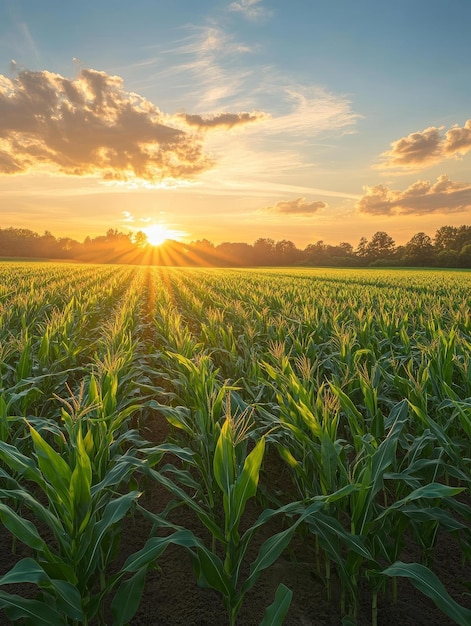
(357, 175, 471, 215)
(265, 197, 327, 215)
(379, 120, 471, 171)
(0, 68, 265, 182)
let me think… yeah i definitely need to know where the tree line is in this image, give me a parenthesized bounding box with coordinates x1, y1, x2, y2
(0, 224, 470, 268)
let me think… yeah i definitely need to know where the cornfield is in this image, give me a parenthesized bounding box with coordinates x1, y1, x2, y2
(0, 262, 470, 625)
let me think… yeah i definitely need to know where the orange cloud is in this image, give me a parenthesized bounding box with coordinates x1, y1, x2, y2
(0, 68, 264, 183)
(177, 111, 268, 130)
(265, 197, 327, 215)
(444, 119, 471, 155)
(357, 175, 471, 215)
(378, 120, 471, 171)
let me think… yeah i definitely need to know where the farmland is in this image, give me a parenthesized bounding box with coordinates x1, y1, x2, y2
(0, 263, 470, 625)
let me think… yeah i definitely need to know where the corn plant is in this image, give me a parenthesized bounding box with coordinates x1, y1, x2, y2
(141, 401, 341, 625)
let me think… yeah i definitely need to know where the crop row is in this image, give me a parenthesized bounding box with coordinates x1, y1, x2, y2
(0, 263, 470, 625)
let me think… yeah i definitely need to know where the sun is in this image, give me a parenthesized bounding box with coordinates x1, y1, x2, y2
(143, 224, 171, 246)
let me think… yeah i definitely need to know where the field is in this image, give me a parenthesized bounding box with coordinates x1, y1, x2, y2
(0, 263, 470, 626)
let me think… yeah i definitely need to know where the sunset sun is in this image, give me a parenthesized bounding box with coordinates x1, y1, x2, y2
(143, 224, 171, 246)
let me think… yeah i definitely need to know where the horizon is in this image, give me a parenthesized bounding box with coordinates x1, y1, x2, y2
(1, 1, 471, 247)
(2, 220, 469, 250)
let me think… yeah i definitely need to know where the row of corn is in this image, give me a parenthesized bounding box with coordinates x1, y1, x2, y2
(0, 263, 470, 625)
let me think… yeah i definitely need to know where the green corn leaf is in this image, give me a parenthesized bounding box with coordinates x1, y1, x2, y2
(394, 505, 467, 531)
(242, 525, 297, 595)
(381, 562, 471, 626)
(85, 491, 140, 578)
(259, 583, 293, 626)
(0, 560, 82, 620)
(232, 437, 265, 528)
(306, 511, 372, 561)
(214, 418, 236, 496)
(0, 503, 48, 553)
(0, 440, 42, 483)
(379, 483, 465, 520)
(0, 487, 65, 549)
(124, 529, 200, 573)
(111, 568, 147, 626)
(0, 592, 65, 626)
(0, 558, 48, 586)
(28, 424, 72, 510)
(70, 428, 92, 534)
(193, 545, 232, 598)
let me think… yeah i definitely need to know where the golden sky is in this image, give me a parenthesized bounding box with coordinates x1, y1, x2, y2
(1, 0, 471, 247)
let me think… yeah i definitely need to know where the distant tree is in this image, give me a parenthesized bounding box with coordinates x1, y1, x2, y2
(188, 239, 217, 265)
(436, 249, 459, 267)
(253, 238, 276, 265)
(193, 238, 215, 250)
(302, 240, 326, 265)
(274, 239, 299, 265)
(365, 231, 396, 262)
(458, 243, 471, 268)
(57, 237, 79, 258)
(434, 226, 458, 251)
(456, 225, 471, 252)
(134, 231, 148, 248)
(355, 236, 369, 262)
(216, 242, 254, 266)
(338, 242, 354, 256)
(403, 232, 434, 266)
(36, 230, 59, 257)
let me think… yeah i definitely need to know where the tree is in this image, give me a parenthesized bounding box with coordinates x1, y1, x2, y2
(253, 238, 275, 265)
(134, 231, 148, 248)
(365, 231, 396, 262)
(274, 239, 299, 265)
(303, 240, 327, 265)
(403, 232, 434, 266)
(458, 243, 471, 268)
(338, 242, 354, 256)
(434, 226, 458, 251)
(355, 236, 369, 261)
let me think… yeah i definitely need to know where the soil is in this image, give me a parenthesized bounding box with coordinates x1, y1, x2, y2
(0, 413, 470, 626)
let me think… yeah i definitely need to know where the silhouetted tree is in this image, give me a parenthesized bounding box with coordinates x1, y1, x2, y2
(355, 236, 369, 263)
(403, 232, 434, 266)
(253, 238, 275, 265)
(274, 239, 299, 265)
(434, 226, 459, 252)
(366, 231, 396, 263)
(0, 223, 469, 267)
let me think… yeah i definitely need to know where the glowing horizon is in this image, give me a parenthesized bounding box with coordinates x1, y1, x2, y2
(0, 1, 470, 248)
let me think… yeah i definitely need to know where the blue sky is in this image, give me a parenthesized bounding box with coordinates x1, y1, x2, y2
(1, 0, 471, 247)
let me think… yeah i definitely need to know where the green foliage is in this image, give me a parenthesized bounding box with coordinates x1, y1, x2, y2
(0, 263, 470, 624)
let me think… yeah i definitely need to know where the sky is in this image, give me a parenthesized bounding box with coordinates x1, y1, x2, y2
(1, 0, 471, 248)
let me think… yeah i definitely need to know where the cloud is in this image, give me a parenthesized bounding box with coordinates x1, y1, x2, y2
(379, 120, 471, 171)
(261, 87, 361, 138)
(228, 0, 272, 21)
(177, 110, 268, 130)
(122, 211, 134, 222)
(356, 175, 471, 215)
(0, 68, 263, 184)
(265, 197, 327, 215)
(155, 26, 252, 109)
(444, 119, 471, 155)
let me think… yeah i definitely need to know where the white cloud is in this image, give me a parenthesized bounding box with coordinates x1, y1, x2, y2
(228, 0, 272, 21)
